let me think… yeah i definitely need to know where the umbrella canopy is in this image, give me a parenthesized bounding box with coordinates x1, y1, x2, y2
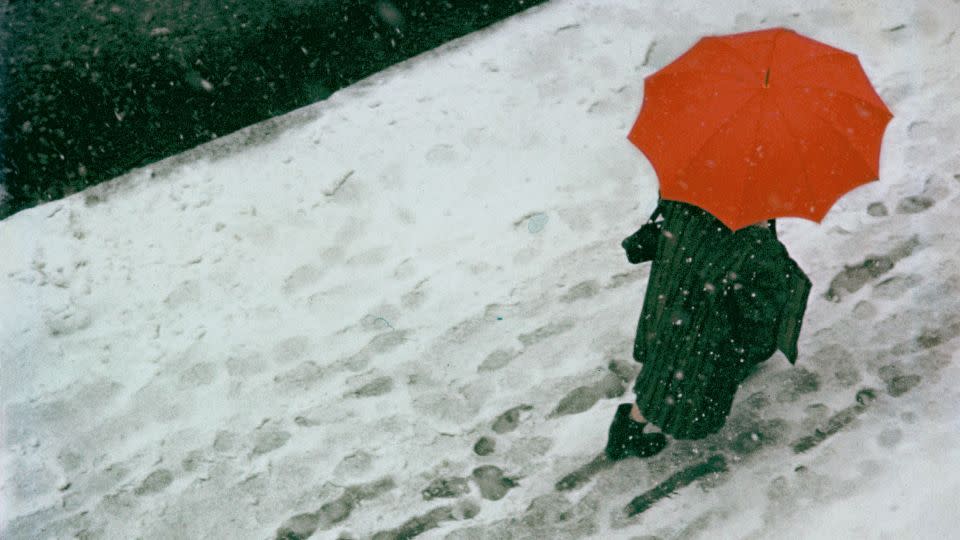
(628, 27, 894, 231)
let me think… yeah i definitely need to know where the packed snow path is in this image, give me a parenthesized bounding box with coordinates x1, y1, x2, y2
(2, 1, 959, 538)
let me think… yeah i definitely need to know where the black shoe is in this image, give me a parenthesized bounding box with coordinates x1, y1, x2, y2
(605, 403, 667, 461)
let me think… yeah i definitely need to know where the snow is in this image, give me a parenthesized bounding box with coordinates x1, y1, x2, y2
(2, 0, 959, 538)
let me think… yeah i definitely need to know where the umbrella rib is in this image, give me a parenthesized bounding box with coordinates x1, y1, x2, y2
(708, 39, 759, 74)
(792, 96, 883, 177)
(650, 68, 748, 87)
(786, 51, 854, 73)
(731, 31, 788, 226)
(790, 85, 891, 117)
(764, 30, 785, 74)
(675, 90, 764, 190)
(735, 118, 762, 227)
(770, 93, 818, 218)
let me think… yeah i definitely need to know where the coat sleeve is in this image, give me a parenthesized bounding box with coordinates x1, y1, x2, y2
(725, 235, 793, 365)
(621, 202, 664, 264)
(774, 259, 811, 364)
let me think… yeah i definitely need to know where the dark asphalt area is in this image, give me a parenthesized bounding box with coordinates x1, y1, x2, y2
(0, 0, 547, 220)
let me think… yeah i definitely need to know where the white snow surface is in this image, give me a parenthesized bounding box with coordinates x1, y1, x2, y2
(2, 0, 959, 538)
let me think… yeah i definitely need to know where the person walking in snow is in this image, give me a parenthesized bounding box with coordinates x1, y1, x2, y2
(605, 27, 892, 460)
(604, 197, 811, 460)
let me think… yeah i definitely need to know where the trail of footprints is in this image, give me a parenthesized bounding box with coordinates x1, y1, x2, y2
(265, 185, 960, 538)
(8, 182, 956, 540)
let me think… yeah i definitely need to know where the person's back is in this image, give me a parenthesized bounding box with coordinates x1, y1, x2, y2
(606, 198, 810, 458)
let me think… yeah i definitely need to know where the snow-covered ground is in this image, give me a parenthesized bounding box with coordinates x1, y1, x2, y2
(2, 0, 959, 538)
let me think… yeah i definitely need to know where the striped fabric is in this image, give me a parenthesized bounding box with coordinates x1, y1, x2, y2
(629, 200, 810, 439)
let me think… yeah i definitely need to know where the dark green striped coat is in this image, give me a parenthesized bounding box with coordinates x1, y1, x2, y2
(623, 199, 810, 440)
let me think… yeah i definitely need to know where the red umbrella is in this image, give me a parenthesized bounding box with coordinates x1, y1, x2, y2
(628, 27, 894, 231)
